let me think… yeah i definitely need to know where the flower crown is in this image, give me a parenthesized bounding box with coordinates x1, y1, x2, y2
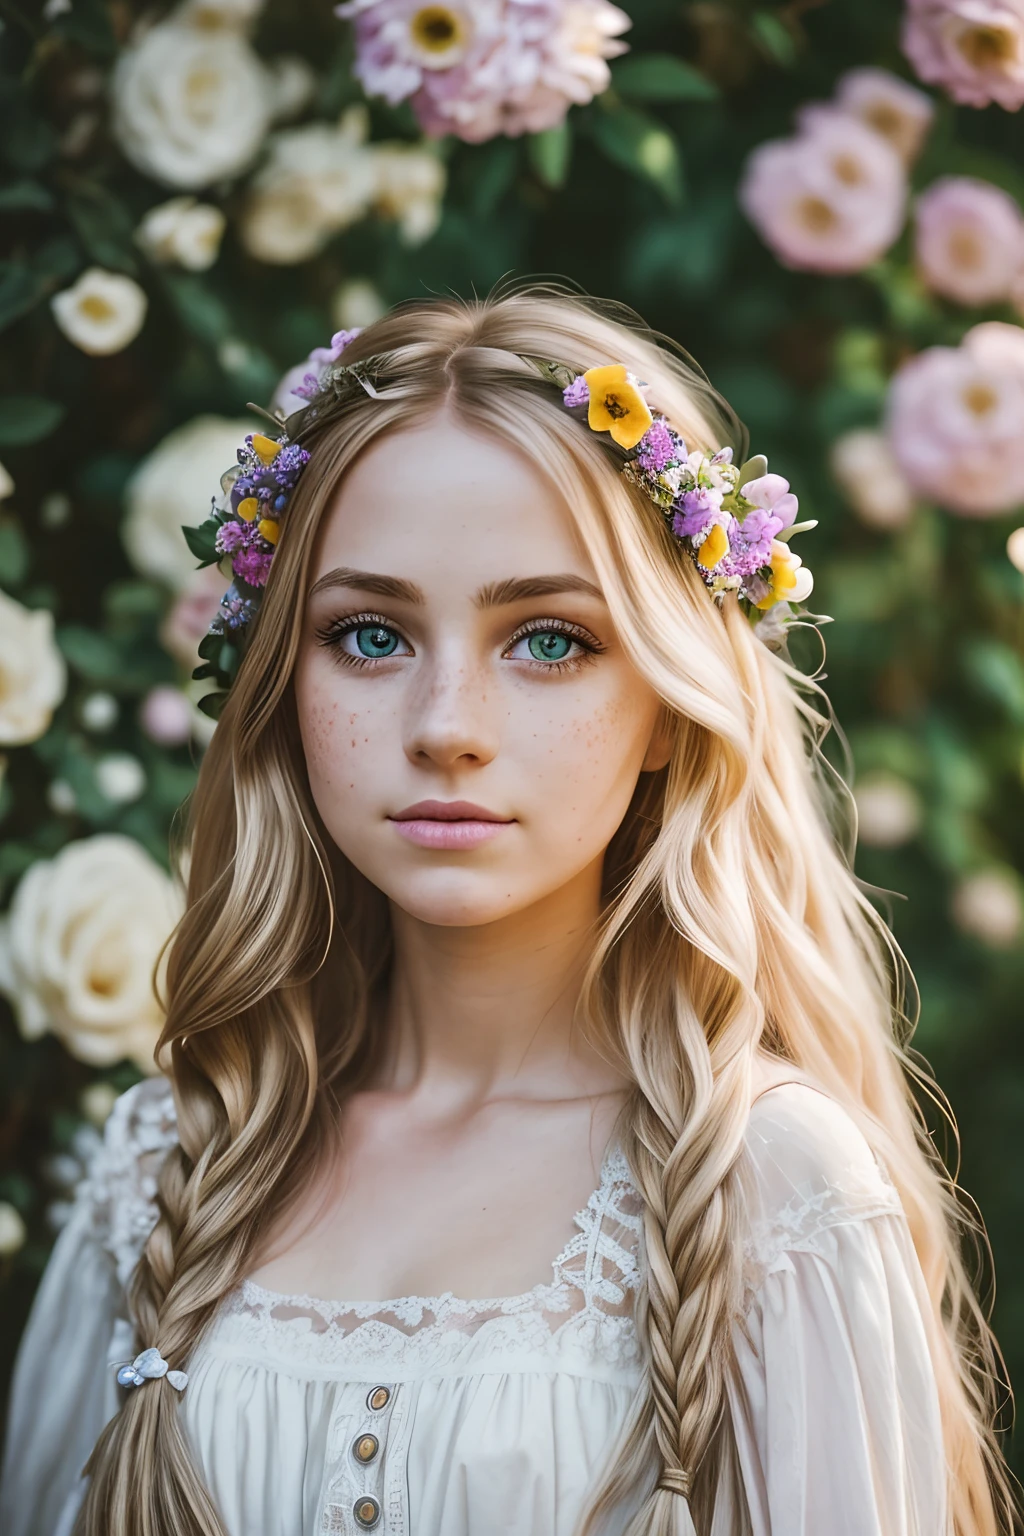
(556, 363, 816, 615)
(185, 349, 814, 710)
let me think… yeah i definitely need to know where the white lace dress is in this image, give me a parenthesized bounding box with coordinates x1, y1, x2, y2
(1, 1077, 947, 1536)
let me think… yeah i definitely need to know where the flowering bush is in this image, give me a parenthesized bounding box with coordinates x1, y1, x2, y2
(342, 0, 631, 141)
(2, 0, 1024, 1485)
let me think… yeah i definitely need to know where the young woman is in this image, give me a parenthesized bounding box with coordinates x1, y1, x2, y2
(1, 287, 1014, 1536)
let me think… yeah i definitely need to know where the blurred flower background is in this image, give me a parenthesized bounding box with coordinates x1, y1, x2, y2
(3, 0, 1024, 1464)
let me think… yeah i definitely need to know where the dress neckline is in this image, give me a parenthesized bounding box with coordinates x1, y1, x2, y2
(237, 1140, 637, 1321)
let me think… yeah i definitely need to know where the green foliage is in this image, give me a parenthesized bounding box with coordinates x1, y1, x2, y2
(2, 0, 1024, 1479)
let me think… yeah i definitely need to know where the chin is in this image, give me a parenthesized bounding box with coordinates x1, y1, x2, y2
(385, 871, 531, 929)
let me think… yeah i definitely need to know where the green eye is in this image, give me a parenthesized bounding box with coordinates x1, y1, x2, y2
(356, 625, 400, 657)
(527, 631, 573, 662)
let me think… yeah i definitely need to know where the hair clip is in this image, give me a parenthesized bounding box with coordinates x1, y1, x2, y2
(115, 1347, 188, 1392)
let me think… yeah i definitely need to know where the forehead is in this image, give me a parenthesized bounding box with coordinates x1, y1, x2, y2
(311, 413, 599, 589)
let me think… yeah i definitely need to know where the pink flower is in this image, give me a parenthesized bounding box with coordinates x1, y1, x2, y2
(915, 176, 1024, 305)
(903, 0, 1024, 111)
(740, 108, 906, 274)
(139, 685, 194, 747)
(339, 0, 630, 143)
(159, 565, 226, 669)
(740, 471, 799, 528)
(886, 321, 1024, 516)
(833, 66, 934, 163)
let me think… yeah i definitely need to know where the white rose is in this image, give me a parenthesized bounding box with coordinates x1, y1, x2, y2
(952, 868, 1023, 949)
(51, 267, 148, 356)
(0, 461, 13, 500)
(137, 196, 226, 271)
(123, 415, 253, 591)
(0, 590, 67, 746)
(854, 772, 921, 848)
(0, 1203, 26, 1257)
(371, 143, 446, 245)
(830, 428, 916, 529)
(240, 109, 375, 265)
(331, 277, 386, 332)
(177, 0, 264, 26)
(112, 18, 274, 189)
(0, 834, 183, 1071)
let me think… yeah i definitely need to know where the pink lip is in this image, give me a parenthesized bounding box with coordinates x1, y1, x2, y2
(389, 800, 514, 851)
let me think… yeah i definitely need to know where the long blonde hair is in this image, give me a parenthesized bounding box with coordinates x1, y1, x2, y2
(78, 285, 1014, 1536)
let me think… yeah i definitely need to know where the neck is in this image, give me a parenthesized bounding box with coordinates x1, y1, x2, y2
(380, 857, 622, 1104)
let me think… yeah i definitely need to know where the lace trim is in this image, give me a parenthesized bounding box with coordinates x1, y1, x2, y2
(82, 1077, 178, 1287)
(203, 1145, 645, 1374)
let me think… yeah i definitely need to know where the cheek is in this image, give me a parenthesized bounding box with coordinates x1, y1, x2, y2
(517, 675, 656, 821)
(294, 660, 388, 805)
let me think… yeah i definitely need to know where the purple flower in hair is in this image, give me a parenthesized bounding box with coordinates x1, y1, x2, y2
(232, 545, 274, 587)
(636, 420, 679, 474)
(215, 522, 246, 554)
(729, 507, 783, 571)
(672, 486, 721, 540)
(562, 376, 590, 409)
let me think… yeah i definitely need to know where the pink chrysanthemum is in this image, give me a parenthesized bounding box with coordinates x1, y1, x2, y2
(338, 0, 631, 143)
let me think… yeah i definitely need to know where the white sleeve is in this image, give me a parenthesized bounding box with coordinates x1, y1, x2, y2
(0, 1078, 178, 1536)
(722, 1083, 947, 1536)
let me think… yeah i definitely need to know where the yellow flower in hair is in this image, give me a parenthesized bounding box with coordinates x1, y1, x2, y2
(237, 496, 258, 521)
(250, 434, 282, 465)
(697, 522, 729, 569)
(583, 365, 653, 450)
(754, 541, 802, 610)
(257, 518, 280, 544)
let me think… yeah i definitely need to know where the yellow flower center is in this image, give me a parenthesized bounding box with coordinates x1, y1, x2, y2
(79, 294, 115, 322)
(956, 24, 1017, 69)
(796, 195, 838, 235)
(863, 102, 903, 142)
(947, 227, 984, 271)
(963, 382, 998, 417)
(410, 6, 466, 60)
(831, 153, 865, 187)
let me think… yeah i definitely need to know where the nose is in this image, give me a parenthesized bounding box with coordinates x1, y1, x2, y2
(403, 649, 500, 771)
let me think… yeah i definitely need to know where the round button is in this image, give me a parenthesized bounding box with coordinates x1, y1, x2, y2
(353, 1433, 379, 1464)
(354, 1496, 381, 1529)
(367, 1385, 390, 1412)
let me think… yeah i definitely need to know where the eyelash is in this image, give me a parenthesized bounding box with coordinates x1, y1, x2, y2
(313, 612, 606, 674)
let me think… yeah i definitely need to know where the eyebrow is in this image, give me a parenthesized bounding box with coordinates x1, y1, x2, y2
(307, 567, 605, 607)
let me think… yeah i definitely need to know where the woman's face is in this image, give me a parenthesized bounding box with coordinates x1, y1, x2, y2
(294, 412, 669, 928)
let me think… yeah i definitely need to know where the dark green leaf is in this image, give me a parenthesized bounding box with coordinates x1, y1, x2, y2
(590, 105, 684, 205)
(0, 515, 30, 588)
(0, 263, 47, 332)
(51, 0, 117, 54)
(182, 521, 222, 565)
(0, 396, 65, 447)
(0, 180, 54, 212)
(65, 184, 139, 276)
(162, 273, 234, 344)
(0, 93, 58, 174)
(528, 125, 572, 189)
(196, 689, 228, 719)
(611, 54, 718, 103)
(33, 236, 81, 281)
(750, 11, 797, 66)
(56, 626, 124, 682)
